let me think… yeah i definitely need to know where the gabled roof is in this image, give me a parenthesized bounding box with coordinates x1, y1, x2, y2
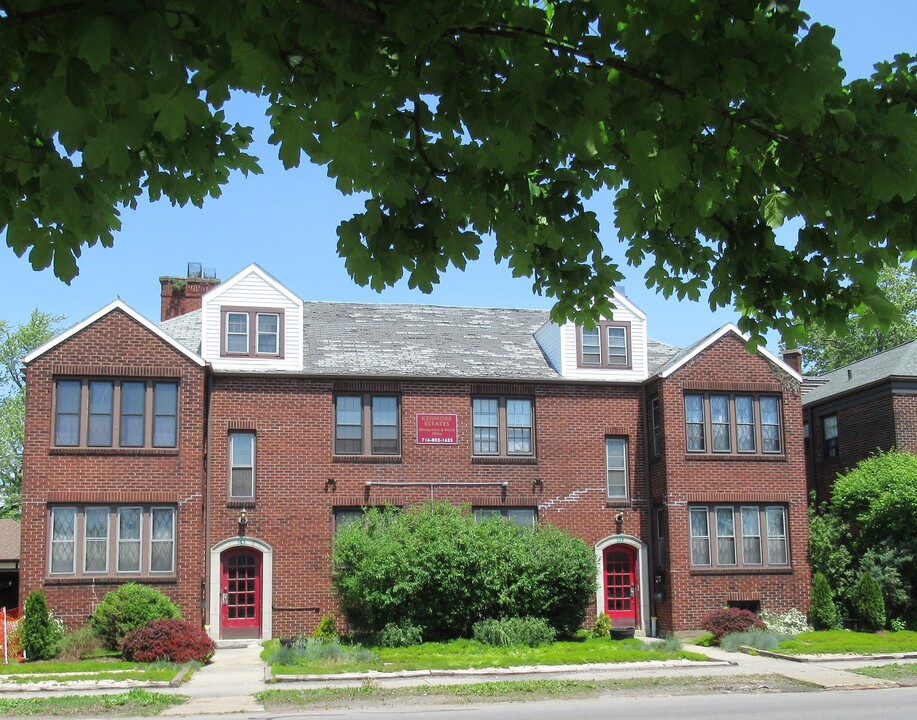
(802, 338, 917, 406)
(0, 519, 20, 562)
(655, 323, 802, 382)
(202, 263, 303, 306)
(23, 300, 205, 367)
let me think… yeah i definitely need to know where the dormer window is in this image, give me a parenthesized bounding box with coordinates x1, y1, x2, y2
(221, 308, 284, 358)
(577, 322, 631, 369)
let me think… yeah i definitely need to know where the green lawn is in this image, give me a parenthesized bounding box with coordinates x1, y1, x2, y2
(267, 636, 708, 676)
(776, 630, 917, 655)
(0, 688, 186, 716)
(0, 659, 181, 684)
(852, 663, 917, 683)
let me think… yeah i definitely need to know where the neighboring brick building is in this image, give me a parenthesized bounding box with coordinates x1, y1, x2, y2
(802, 339, 917, 503)
(20, 264, 809, 638)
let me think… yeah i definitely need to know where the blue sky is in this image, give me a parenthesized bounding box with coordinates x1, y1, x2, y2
(2, 0, 915, 354)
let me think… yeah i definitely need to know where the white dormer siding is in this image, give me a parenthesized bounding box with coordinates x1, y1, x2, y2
(534, 290, 649, 382)
(200, 264, 304, 371)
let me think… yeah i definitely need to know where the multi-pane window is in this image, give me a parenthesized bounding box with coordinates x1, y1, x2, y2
(230, 432, 255, 498)
(578, 322, 631, 368)
(472, 397, 534, 457)
(684, 393, 783, 455)
(605, 437, 628, 500)
(54, 380, 178, 449)
(823, 415, 838, 459)
(334, 394, 400, 455)
(49, 505, 175, 577)
(650, 397, 662, 457)
(221, 309, 283, 357)
(689, 504, 789, 568)
(472, 507, 537, 528)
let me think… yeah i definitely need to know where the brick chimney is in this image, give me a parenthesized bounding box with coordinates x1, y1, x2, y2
(781, 348, 803, 375)
(160, 264, 221, 321)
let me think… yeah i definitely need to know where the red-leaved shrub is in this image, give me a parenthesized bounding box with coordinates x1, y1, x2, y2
(701, 608, 764, 644)
(119, 619, 215, 663)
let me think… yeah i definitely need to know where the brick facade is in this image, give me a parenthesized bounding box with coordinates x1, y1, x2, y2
(20, 283, 811, 638)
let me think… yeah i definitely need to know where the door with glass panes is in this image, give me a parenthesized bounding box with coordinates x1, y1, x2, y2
(602, 544, 639, 627)
(220, 547, 262, 639)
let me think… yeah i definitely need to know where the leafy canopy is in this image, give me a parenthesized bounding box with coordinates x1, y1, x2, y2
(1, 1, 915, 346)
(800, 265, 917, 375)
(0, 308, 63, 519)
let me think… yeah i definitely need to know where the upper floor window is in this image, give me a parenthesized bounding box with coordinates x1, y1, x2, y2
(577, 322, 631, 369)
(221, 308, 284, 358)
(54, 379, 177, 449)
(689, 504, 788, 568)
(230, 432, 255, 499)
(684, 393, 782, 455)
(650, 397, 662, 457)
(335, 394, 400, 455)
(49, 505, 175, 577)
(605, 437, 629, 500)
(472, 397, 534, 456)
(823, 415, 838, 459)
(472, 507, 537, 528)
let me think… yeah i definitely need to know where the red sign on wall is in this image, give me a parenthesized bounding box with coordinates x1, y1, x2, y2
(416, 414, 459, 445)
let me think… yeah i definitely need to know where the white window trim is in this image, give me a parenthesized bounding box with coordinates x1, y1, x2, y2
(605, 436, 629, 501)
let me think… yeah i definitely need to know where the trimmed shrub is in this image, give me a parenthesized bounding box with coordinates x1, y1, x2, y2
(701, 608, 764, 644)
(376, 620, 424, 648)
(809, 572, 841, 630)
(854, 572, 886, 632)
(333, 503, 596, 640)
(312, 614, 338, 643)
(91, 583, 181, 650)
(58, 625, 104, 662)
(472, 617, 556, 647)
(119, 620, 215, 663)
(591, 612, 612, 638)
(22, 591, 63, 660)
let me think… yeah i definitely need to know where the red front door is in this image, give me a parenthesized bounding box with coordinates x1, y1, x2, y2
(603, 544, 639, 627)
(220, 547, 262, 639)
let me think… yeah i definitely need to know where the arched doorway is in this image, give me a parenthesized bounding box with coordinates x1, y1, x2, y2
(595, 535, 649, 632)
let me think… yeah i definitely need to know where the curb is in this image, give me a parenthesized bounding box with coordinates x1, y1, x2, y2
(742, 648, 917, 663)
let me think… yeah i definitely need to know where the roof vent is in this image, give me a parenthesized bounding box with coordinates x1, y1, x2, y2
(203, 267, 217, 279)
(187, 262, 203, 279)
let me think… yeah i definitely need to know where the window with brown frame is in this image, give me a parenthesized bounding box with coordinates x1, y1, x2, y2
(689, 504, 789, 569)
(49, 505, 176, 577)
(230, 432, 256, 499)
(605, 436, 629, 500)
(471, 397, 534, 457)
(684, 392, 782, 455)
(823, 415, 838, 459)
(220, 308, 285, 358)
(577, 322, 631, 369)
(334, 394, 400, 455)
(54, 379, 178, 449)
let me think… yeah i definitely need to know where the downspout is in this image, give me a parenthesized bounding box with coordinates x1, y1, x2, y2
(203, 366, 213, 634)
(641, 382, 656, 636)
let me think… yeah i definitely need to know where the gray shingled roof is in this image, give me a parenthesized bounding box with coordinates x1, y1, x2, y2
(802, 339, 917, 405)
(0, 519, 19, 562)
(160, 302, 685, 381)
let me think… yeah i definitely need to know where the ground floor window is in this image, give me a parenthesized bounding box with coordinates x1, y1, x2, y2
(472, 507, 536, 528)
(49, 505, 175, 577)
(689, 504, 788, 568)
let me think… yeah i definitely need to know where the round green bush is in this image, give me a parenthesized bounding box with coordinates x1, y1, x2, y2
(854, 572, 886, 632)
(22, 590, 63, 660)
(376, 620, 424, 647)
(591, 612, 612, 638)
(90, 583, 181, 650)
(809, 572, 840, 630)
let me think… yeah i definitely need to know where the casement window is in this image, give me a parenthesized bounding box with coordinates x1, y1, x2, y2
(605, 437, 629, 500)
(230, 432, 255, 499)
(221, 308, 284, 357)
(53, 380, 178, 449)
(823, 415, 838, 459)
(689, 504, 789, 568)
(49, 505, 176, 577)
(684, 393, 783, 455)
(472, 397, 534, 456)
(472, 507, 537, 528)
(334, 394, 400, 455)
(650, 397, 662, 457)
(577, 322, 631, 369)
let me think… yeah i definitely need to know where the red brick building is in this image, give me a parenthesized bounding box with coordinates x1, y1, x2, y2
(20, 264, 810, 638)
(802, 340, 917, 503)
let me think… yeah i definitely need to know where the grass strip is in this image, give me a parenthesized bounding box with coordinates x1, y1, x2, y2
(851, 663, 917, 682)
(776, 630, 917, 656)
(1, 669, 176, 684)
(0, 688, 187, 716)
(256, 674, 815, 708)
(0, 661, 144, 676)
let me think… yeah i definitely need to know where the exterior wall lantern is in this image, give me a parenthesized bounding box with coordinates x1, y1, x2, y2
(238, 507, 249, 534)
